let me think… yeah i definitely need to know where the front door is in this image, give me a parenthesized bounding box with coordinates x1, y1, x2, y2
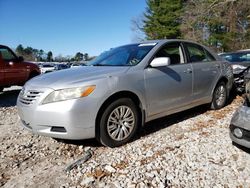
(0, 46, 28, 85)
(144, 42, 193, 117)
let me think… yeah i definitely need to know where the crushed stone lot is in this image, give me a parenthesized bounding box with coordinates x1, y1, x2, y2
(1, 88, 250, 187)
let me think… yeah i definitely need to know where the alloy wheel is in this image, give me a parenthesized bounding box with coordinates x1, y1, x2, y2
(107, 105, 135, 141)
(215, 85, 226, 107)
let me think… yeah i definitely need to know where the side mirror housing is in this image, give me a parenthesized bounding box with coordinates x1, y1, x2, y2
(18, 56, 24, 62)
(150, 57, 170, 68)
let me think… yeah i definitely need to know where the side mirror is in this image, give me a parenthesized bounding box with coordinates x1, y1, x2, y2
(150, 57, 170, 68)
(18, 56, 24, 62)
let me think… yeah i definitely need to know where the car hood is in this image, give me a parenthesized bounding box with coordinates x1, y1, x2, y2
(28, 66, 130, 89)
(230, 62, 250, 67)
(230, 63, 250, 74)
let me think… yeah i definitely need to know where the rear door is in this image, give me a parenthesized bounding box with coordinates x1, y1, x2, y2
(183, 42, 221, 101)
(144, 42, 193, 117)
(0, 46, 28, 85)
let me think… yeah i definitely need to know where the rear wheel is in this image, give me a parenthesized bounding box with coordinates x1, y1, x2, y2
(211, 81, 227, 110)
(98, 98, 139, 147)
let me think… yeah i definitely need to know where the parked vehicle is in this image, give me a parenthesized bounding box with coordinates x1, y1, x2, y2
(0, 45, 40, 92)
(40, 63, 55, 74)
(70, 63, 81, 68)
(54, 63, 69, 71)
(219, 50, 250, 69)
(231, 66, 250, 93)
(17, 40, 233, 147)
(230, 73, 250, 148)
(219, 50, 250, 93)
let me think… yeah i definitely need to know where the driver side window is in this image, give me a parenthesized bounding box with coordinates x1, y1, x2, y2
(155, 42, 185, 65)
(0, 48, 16, 61)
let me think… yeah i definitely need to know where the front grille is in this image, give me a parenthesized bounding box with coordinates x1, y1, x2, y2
(19, 90, 43, 105)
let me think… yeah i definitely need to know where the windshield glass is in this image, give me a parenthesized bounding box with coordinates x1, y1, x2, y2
(220, 52, 250, 63)
(87, 43, 156, 66)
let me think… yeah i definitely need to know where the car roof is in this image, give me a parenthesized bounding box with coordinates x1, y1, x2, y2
(219, 50, 250, 55)
(0, 45, 8, 48)
(130, 39, 205, 45)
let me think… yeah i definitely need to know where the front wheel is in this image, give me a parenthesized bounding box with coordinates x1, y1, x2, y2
(98, 98, 139, 147)
(211, 81, 227, 110)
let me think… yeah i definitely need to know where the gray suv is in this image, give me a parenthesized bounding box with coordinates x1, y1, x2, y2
(17, 40, 233, 147)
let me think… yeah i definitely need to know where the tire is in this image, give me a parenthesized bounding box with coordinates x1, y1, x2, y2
(211, 81, 227, 110)
(98, 98, 139, 147)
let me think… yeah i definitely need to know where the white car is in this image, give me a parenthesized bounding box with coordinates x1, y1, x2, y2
(70, 63, 81, 68)
(40, 63, 55, 74)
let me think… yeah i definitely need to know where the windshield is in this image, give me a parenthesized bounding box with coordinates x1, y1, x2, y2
(220, 52, 250, 63)
(87, 43, 156, 66)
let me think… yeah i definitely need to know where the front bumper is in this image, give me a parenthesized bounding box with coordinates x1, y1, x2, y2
(17, 86, 97, 140)
(230, 105, 250, 148)
(230, 125, 250, 148)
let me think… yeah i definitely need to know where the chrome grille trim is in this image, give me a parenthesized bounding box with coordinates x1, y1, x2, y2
(19, 90, 44, 105)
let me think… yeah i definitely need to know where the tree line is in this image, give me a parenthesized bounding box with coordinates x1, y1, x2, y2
(15, 44, 93, 62)
(133, 0, 250, 52)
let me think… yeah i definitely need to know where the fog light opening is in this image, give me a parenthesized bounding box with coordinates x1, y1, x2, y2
(233, 128, 243, 139)
(51, 126, 66, 133)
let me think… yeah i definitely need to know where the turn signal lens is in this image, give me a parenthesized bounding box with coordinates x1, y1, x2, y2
(81, 85, 96, 97)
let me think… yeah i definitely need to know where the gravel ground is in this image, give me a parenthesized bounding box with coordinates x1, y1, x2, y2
(1, 87, 250, 188)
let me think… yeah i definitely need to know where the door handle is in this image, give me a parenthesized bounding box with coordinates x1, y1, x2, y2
(184, 68, 192, 73)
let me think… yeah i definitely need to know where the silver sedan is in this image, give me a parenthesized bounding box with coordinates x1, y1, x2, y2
(17, 40, 233, 147)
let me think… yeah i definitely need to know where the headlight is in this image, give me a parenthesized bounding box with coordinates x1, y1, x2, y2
(42, 85, 96, 104)
(232, 64, 246, 70)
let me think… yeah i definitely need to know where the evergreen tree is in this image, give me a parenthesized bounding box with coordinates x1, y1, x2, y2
(74, 52, 84, 61)
(16, 44, 24, 56)
(143, 0, 183, 39)
(47, 51, 53, 62)
(83, 53, 89, 61)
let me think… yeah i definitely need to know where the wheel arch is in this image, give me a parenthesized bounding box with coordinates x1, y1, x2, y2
(95, 90, 145, 138)
(28, 71, 40, 79)
(213, 76, 229, 97)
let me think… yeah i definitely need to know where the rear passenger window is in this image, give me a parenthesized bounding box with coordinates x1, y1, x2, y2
(204, 49, 216, 61)
(186, 43, 215, 62)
